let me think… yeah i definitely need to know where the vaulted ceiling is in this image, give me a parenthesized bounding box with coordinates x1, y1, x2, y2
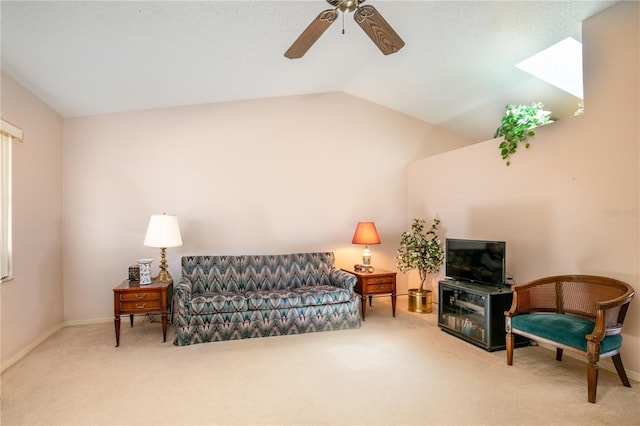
(0, 1, 617, 141)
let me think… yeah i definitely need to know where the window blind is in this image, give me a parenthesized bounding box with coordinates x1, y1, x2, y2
(1, 119, 23, 282)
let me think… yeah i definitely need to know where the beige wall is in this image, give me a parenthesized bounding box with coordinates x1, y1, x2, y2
(0, 71, 64, 369)
(62, 92, 471, 322)
(407, 1, 639, 376)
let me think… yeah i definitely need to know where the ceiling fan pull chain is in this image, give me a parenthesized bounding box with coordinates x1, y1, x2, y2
(342, 11, 345, 34)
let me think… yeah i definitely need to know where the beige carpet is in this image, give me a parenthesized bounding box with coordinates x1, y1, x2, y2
(1, 299, 639, 425)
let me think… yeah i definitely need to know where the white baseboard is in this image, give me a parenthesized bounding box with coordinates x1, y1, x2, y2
(1, 323, 64, 373)
(1, 318, 112, 373)
(63, 317, 112, 327)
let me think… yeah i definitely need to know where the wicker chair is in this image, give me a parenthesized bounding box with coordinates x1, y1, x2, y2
(505, 275, 635, 403)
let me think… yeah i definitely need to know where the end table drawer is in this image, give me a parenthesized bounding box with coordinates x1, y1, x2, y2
(367, 283, 394, 293)
(364, 276, 394, 285)
(120, 292, 160, 302)
(120, 299, 162, 311)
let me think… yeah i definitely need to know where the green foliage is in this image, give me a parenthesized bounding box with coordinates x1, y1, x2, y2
(493, 103, 551, 166)
(395, 218, 444, 292)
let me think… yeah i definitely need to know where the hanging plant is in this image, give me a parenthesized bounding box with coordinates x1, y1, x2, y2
(395, 218, 444, 293)
(494, 103, 551, 166)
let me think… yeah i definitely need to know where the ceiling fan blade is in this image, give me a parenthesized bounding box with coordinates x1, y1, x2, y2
(354, 5, 405, 55)
(284, 9, 339, 59)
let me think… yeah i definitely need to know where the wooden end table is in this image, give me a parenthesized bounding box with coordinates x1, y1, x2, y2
(342, 268, 397, 321)
(113, 278, 172, 347)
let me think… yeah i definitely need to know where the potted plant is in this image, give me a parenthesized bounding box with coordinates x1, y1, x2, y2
(395, 217, 444, 313)
(494, 102, 551, 166)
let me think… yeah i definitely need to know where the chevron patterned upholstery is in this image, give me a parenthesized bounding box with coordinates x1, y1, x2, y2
(173, 252, 361, 346)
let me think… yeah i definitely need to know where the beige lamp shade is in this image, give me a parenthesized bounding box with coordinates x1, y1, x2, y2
(144, 214, 183, 248)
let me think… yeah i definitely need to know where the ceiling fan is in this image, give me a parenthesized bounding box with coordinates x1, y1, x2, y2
(284, 0, 405, 59)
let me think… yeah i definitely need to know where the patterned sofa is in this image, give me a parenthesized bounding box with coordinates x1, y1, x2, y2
(173, 252, 361, 346)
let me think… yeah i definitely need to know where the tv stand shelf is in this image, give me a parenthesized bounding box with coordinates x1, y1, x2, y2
(438, 280, 527, 352)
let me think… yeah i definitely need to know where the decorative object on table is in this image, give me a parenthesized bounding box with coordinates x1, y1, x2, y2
(284, 0, 404, 59)
(351, 222, 381, 269)
(143, 213, 183, 283)
(128, 264, 140, 281)
(137, 258, 153, 285)
(493, 102, 552, 166)
(395, 217, 444, 313)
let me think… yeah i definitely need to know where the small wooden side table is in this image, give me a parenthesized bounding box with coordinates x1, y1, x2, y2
(342, 268, 397, 321)
(113, 278, 172, 347)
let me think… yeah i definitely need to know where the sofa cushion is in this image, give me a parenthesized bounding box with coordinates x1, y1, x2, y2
(292, 285, 354, 306)
(182, 256, 246, 293)
(511, 313, 623, 353)
(245, 286, 353, 311)
(189, 292, 248, 314)
(181, 253, 336, 293)
(243, 253, 333, 291)
(245, 290, 302, 310)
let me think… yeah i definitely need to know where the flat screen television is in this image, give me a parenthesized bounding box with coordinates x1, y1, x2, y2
(445, 238, 506, 286)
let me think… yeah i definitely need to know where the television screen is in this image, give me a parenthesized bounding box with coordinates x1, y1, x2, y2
(445, 239, 506, 286)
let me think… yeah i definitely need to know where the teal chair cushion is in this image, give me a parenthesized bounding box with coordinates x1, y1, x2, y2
(512, 313, 622, 353)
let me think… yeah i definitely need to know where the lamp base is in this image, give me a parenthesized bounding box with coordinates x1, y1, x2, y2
(362, 246, 371, 266)
(155, 247, 173, 283)
(155, 270, 173, 283)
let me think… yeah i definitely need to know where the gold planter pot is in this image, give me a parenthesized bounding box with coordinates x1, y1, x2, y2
(408, 288, 432, 313)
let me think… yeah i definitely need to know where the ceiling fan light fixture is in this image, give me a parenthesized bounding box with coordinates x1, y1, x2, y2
(339, 0, 358, 13)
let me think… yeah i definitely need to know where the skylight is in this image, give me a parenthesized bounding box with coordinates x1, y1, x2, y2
(516, 37, 584, 99)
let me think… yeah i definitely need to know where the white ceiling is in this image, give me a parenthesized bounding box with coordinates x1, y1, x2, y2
(0, 0, 617, 141)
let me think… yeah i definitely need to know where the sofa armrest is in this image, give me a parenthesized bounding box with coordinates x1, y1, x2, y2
(173, 277, 193, 313)
(330, 269, 357, 292)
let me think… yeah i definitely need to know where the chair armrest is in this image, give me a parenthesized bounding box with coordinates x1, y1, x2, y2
(505, 278, 559, 317)
(587, 291, 634, 342)
(505, 287, 521, 317)
(597, 289, 635, 311)
(330, 269, 357, 292)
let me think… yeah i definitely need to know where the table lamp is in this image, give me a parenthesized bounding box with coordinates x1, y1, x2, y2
(144, 213, 183, 283)
(351, 222, 381, 267)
